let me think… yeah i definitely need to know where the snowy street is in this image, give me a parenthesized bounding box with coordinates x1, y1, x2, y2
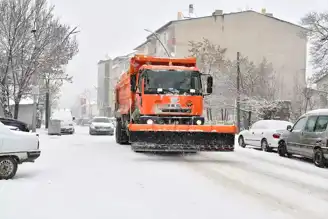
(1, 126, 328, 219)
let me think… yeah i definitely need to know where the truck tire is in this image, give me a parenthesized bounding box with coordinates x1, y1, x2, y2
(115, 119, 129, 144)
(0, 157, 18, 180)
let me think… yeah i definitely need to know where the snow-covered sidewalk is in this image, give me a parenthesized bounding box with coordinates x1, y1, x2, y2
(0, 127, 327, 219)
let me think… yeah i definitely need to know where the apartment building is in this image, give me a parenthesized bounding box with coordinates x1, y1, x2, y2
(134, 8, 308, 119)
(97, 59, 112, 116)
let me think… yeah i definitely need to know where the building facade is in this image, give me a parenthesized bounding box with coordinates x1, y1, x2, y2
(97, 59, 112, 116)
(134, 9, 307, 121)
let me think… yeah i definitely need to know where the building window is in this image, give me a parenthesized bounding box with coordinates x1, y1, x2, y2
(163, 32, 167, 42)
(324, 84, 328, 91)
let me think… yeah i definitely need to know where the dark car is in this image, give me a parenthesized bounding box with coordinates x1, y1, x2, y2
(0, 117, 30, 132)
(278, 109, 328, 168)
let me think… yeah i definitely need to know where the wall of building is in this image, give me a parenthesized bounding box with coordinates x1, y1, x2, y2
(97, 59, 112, 116)
(173, 11, 307, 101)
(0, 104, 33, 125)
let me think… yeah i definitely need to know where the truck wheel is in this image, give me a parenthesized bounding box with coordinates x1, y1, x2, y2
(0, 157, 18, 180)
(115, 120, 129, 144)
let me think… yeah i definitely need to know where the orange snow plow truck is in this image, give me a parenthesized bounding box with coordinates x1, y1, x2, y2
(114, 54, 237, 152)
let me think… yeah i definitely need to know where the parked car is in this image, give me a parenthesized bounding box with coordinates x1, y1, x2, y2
(0, 117, 30, 132)
(89, 117, 114, 135)
(51, 110, 75, 134)
(238, 120, 293, 152)
(278, 109, 328, 168)
(0, 122, 40, 180)
(6, 125, 20, 131)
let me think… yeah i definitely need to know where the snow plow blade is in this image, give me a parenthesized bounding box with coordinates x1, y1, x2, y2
(128, 124, 236, 152)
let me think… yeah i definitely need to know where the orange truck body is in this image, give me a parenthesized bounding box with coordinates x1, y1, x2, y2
(114, 54, 237, 152)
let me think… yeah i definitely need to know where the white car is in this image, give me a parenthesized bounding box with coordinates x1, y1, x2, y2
(5, 125, 20, 131)
(238, 120, 293, 152)
(0, 122, 41, 180)
(51, 110, 75, 134)
(89, 117, 114, 135)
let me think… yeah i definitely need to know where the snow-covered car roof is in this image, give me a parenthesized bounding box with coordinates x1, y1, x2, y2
(303, 109, 328, 116)
(253, 120, 293, 129)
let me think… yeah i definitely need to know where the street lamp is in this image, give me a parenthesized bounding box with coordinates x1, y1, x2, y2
(144, 29, 171, 57)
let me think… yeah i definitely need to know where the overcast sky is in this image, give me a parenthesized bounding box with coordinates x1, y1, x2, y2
(48, 0, 328, 108)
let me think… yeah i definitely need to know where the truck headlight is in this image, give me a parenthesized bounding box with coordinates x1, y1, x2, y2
(196, 120, 202, 125)
(147, 119, 153, 124)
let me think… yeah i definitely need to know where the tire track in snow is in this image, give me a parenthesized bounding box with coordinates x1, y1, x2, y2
(200, 153, 328, 202)
(235, 148, 328, 179)
(180, 154, 326, 219)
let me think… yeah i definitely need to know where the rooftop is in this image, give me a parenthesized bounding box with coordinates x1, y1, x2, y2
(134, 10, 307, 50)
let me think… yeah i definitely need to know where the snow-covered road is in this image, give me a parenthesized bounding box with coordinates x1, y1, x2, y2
(1, 126, 328, 219)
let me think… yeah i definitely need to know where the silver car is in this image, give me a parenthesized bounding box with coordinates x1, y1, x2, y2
(89, 117, 114, 135)
(278, 109, 328, 168)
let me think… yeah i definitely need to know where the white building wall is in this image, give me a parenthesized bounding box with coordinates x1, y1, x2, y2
(173, 11, 307, 101)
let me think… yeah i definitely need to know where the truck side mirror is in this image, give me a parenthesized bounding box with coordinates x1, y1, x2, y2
(130, 75, 136, 92)
(287, 125, 292, 131)
(206, 76, 213, 94)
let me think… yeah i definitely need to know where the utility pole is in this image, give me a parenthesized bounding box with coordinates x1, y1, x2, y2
(45, 80, 50, 128)
(236, 52, 241, 133)
(31, 74, 39, 132)
(31, 27, 38, 132)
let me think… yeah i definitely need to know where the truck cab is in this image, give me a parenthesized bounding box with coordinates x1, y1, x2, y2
(114, 55, 235, 152)
(130, 64, 213, 126)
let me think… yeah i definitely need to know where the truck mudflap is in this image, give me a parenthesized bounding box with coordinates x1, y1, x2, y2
(128, 124, 236, 152)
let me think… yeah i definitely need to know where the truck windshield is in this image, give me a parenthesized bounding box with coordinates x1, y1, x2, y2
(144, 70, 202, 95)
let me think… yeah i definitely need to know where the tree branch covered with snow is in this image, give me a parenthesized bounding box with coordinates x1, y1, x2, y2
(188, 38, 280, 121)
(301, 11, 328, 77)
(0, 0, 79, 118)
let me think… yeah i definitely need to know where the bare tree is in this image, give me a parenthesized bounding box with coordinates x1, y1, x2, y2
(188, 38, 280, 123)
(0, 0, 78, 118)
(301, 11, 328, 77)
(291, 75, 316, 120)
(189, 38, 229, 121)
(0, 0, 36, 117)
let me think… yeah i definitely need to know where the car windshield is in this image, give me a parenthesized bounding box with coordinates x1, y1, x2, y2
(93, 118, 110, 123)
(144, 70, 202, 94)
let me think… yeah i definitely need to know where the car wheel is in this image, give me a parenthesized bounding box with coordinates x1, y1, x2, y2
(314, 148, 326, 168)
(261, 139, 271, 152)
(89, 129, 93, 135)
(278, 141, 291, 158)
(0, 157, 18, 180)
(238, 136, 246, 148)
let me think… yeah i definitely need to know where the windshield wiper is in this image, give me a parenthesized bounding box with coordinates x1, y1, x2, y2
(161, 88, 179, 94)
